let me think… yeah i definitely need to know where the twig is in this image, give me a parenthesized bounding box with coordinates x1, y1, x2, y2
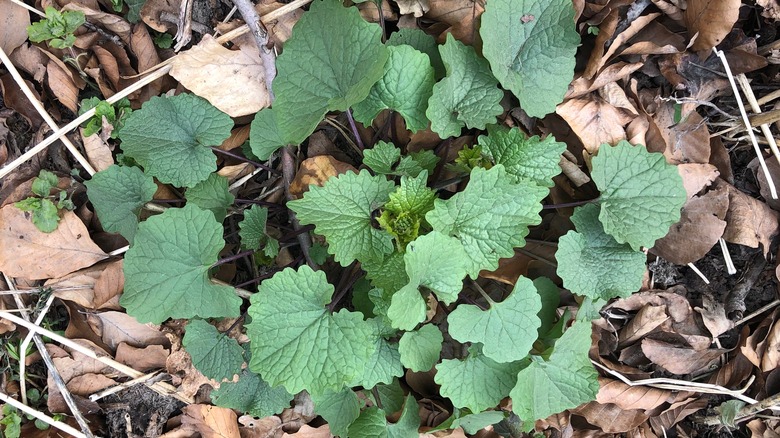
(4, 276, 94, 437)
(0, 311, 193, 404)
(210, 147, 279, 174)
(0, 46, 96, 176)
(713, 48, 778, 199)
(735, 299, 780, 327)
(0, 391, 86, 438)
(736, 74, 780, 167)
(725, 252, 767, 320)
(592, 360, 757, 403)
(282, 146, 316, 269)
(173, 0, 194, 51)
(231, 0, 277, 100)
(17, 293, 55, 405)
(720, 238, 737, 275)
(89, 371, 162, 402)
(698, 392, 780, 426)
(687, 262, 710, 284)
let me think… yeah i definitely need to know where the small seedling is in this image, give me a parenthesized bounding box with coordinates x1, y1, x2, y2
(15, 170, 75, 233)
(26, 6, 85, 49)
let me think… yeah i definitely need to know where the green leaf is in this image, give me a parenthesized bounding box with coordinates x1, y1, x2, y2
(591, 141, 687, 250)
(363, 141, 401, 175)
(363, 251, 408, 293)
(238, 204, 278, 257)
(249, 0, 389, 158)
(118, 93, 233, 188)
(455, 411, 506, 435)
(121, 204, 242, 323)
(426, 165, 547, 278)
(480, 0, 579, 118)
(312, 388, 362, 437)
(15, 198, 60, 233)
(478, 126, 565, 187)
(370, 379, 406, 415)
(185, 173, 234, 221)
(182, 319, 243, 381)
(124, 0, 145, 22)
(387, 28, 444, 78)
(534, 277, 560, 337)
(352, 45, 435, 133)
(363, 142, 439, 178)
(347, 396, 420, 438)
(211, 369, 293, 417)
(246, 266, 375, 395)
(31, 170, 59, 197)
(27, 7, 84, 47)
(85, 165, 157, 244)
(388, 231, 468, 330)
(435, 345, 524, 412)
(556, 203, 646, 300)
(426, 34, 503, 138)
(354, 325, 404, 388)
(288, 170, 395, 265)
(398, 324, 442, 372)
(510, 322, 599, 422)
(378, 172, 436, 250)
(447, 276, 541, 362)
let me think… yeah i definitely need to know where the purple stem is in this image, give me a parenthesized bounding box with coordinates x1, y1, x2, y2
(345, 108, 365, 151)
(212, 249, 256, 267)
(542, 197, 599, 210)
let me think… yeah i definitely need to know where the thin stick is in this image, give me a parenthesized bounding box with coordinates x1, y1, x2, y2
(18, 294, 55, 405)
(0, 66, 170, 180)
(720, 238, 737, 275)
(469, 280, 495, 306)
(714, 48, 778, 199)
(6, 0, 44, 16)
(231, 0, 276, 99)
(736, 74, 780, 167)
(345, 109, 365, 150)
(687, 262, 710, 284)
(0, 311, 193, 404)
(0, 391, 86, 438)
(89, 371, 161, 402)
(4, 277, 94, 437)
(108, 245, 129, 256)
(735, 299, 780, 327)
(282, 146, 316, 269)
(0, 46, 96, 176)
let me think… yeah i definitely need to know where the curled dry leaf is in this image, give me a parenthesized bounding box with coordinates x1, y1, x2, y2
(652, 187, 729, 265)
(721, 180, 780, 256)
(81, 128, 114, 172)
(677, 163, 719, 198)
(596, 377, 672, 411)
(87, 310, 170, 350)
(239, 415, 284, 438)
(617, 304, 669, 348)
(46, 260, 124, 310)
(0, 206, 108, 280)
(289, 155, 358, 198)
(640, 338, 727, 375)
(116, 342, 169, 371)
(170, 35, 272, 117)
(0, 0, 30, 53)
(646, 103, 711, 164)
(394, 0, 430, 17)
(182, 404, 241, 438)
(46, 60, 79, 113)
(648, 398, 708, 436)
(572, 401, 648, 433)
(694, 294, 734, 339)
(684, 0, 741, 51)
(62, 3, 133, 44)
(555, 95, 632, 155)
(281, 425, 333, 438)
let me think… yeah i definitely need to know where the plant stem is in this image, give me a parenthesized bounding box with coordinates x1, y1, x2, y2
(234, 257, 301, 289)
(328, 263, 360, 312)
(213, 249, 255, 267)
(470, 279, 495, 306)
(230, 0, 277, 100)
(345, 108, 365, 151)
(235, 198, 282, 208)
(282, 146, 317, 269)
(279, 224, 315, 242)
(541, 197, 598, 210)
(210, 147, 279, 175)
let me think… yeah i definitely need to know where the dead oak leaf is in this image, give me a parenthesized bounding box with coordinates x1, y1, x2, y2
(721, 180, 780, 256)
(182, 404, 240, 438)
(685, 0, 740, 52)
(556, 95, 632, 155)
(171, 35, 272, 117)
(394, 0, 430, 17)
(0, 0, 30, 53)
(0, 206, 108, 280)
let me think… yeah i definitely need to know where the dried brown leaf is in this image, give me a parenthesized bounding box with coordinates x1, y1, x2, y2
(0, 0, 30, 53)
(652, 188, 729, 265)
(572, 401, 648, 433)
(281, 425, 333, 438)
(170, 35, 272, 117)
(66, 373, 116, 396)
(423, 0, 484, 44)
(395, 0, 430, 16)
(87, 310, 169, 350)
(641, 338, 727, 375)
(648, 398, 708, 436)
(596, 378, 671, 411)
(238, 415, 284, 438)
(116, 342, 169, 371)
(618, 305, 669, 348)
(695, 294, 734, 339)
(678, 163, 719, 198)
(0, 206, 108, 280)
(80, 128, 114, 172)
(46, 260, 123, 310)
(685, 0, 740, 51)
(556, 96, 632, 155)
(45, 61, 79, 113)
(182, 404, 241, 438)
(289, 156, 357, 198)
(722, 180, 780, 256)
(0, 74, 45, 129)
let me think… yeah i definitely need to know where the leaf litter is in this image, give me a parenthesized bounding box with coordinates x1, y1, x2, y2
(3, 0, 780, 437)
